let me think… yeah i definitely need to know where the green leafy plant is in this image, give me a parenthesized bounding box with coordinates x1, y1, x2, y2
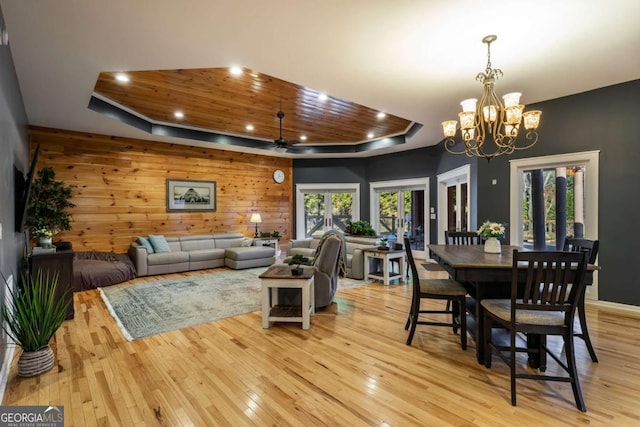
(286, 254, 310, 266)
(259, 231, 271, 238)
(1, 270, 71, 352)
(345, 220, 376, 236)
(271, 231, 280, 238)
(26, 167, 76, 234)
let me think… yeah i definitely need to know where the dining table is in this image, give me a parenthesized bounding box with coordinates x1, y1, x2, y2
(427, 244, 599, 367)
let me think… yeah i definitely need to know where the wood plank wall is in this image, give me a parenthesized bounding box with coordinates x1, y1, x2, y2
(29, 127, 293, 253)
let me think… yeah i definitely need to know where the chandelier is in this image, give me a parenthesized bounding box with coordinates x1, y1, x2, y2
(441, 35, 542, 161)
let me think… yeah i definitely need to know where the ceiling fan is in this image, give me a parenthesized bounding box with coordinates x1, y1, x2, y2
(273, 109, 299, 153)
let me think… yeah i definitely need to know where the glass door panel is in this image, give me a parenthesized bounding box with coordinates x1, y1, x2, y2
(376, 189, 425, 252)
(301, 190, 356, 238)
(405, 189, 425, 253)
(522, 165, 586, 250)
(331, 192, 353, 233)
(303, 192, 325, 238)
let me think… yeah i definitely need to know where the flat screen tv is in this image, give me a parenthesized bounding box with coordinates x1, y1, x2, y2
(14, 144, 40, 232)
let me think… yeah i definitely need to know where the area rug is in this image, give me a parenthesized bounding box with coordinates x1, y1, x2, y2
(99, 268, 366, 340)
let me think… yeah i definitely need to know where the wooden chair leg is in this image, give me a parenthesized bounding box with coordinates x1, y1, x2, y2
(510, 328, 517, 406)
(564, 333, 587, 412)
(483, 311, 492, 368)
(577, 296, 599, 362)
(459, 298, 467, 350)
(406, 314, 418, 345)
(451, 299, 459, 334)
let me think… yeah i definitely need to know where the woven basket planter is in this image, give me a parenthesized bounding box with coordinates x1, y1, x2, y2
(17, 345, 55, 377)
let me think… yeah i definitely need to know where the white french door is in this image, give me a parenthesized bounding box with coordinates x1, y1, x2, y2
(295, 183, 360, 239)
(437, 165, 471, 244)
(370, 178, 429, 259)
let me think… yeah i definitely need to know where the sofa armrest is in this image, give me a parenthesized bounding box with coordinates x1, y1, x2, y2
(287, 239, 313, 253)
(128, 242, 149, 277)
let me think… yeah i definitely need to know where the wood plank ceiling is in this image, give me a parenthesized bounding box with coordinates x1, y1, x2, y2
(92, 67, 414, 148)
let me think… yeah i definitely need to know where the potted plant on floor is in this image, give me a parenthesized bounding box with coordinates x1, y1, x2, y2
(1, 270, 71, 377)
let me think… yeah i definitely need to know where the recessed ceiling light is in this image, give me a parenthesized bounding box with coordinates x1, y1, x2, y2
(377, 112, 386, 119)
(230, 66, 243, 76)
(246, 124, 254, 131)
(318, 93, 328, 101)
(115, 73, 129, 83)
(367, 132, 374, 139)
(174, 111, 184, 119)
(300, 135, 307, 141)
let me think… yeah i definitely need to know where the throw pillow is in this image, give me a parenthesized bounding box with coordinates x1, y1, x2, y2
(136, 236, 155, 254)
(148, 234, 171, 253)
(241, 237, 253, 247)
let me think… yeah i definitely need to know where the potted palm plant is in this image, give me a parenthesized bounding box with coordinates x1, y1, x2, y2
(1, 270, 71, 377)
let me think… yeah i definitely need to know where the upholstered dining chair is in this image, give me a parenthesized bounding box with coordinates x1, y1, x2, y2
(563, 237, 600, 362)
(403, 237, 468, 349)
(444, 230, 483, 245)
(481, 249, 589, 411)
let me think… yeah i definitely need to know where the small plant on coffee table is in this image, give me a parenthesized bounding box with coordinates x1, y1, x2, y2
(286, 254, 310, 275)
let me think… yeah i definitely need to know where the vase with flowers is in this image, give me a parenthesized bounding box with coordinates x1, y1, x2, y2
(35, 229, 54, 248)
(477, 221, 505, 254)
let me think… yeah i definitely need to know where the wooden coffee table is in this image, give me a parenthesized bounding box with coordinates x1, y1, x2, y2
(260, 265, 315, 329)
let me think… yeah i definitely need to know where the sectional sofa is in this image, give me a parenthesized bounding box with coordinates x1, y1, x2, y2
(287, 234, 378, 280)
(129, 233, 275, 276)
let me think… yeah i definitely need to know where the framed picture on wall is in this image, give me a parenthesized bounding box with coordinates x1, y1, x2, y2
(166, 179, 216, 212)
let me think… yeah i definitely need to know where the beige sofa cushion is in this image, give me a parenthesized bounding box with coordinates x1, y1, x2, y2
(147, 251, 189, 266)
(189, 248, 225, 262)
(180, 235, 216, 251)
(226, 246, 274, 261)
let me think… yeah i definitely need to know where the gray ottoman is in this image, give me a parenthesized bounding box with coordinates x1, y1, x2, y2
(224, 246, 275, 269)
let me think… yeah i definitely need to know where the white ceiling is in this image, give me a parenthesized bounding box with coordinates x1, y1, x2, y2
(2, 0, 639, 158)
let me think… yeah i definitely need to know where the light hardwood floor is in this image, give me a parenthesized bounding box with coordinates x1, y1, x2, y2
(3, 266, 640, 426)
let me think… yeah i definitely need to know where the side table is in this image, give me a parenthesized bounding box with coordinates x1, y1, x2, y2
(260, 265, 315, 329)
(364, 248, 406, 285)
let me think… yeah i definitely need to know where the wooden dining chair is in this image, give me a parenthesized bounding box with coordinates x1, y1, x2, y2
(563, 237, 600, 362)
(403, 237, 468, 349)
(443, 231, 482, 312)
(444, 230, 483, 245)
(481, 249, 589, 411)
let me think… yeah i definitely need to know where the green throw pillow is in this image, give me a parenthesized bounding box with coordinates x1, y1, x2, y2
(148, 234, 171, 253)
(136, 236, 155, 254)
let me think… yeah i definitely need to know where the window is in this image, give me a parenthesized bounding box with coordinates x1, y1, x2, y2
(510, 151, 600, 299)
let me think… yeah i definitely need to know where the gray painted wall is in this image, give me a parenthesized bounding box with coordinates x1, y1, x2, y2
(477, 79, 640, 305)
(0, 5, 30, 370)
(294, 79, 640, 306)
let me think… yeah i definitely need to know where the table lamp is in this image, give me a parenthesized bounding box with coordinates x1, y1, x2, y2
(250, 212, 262, 238)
